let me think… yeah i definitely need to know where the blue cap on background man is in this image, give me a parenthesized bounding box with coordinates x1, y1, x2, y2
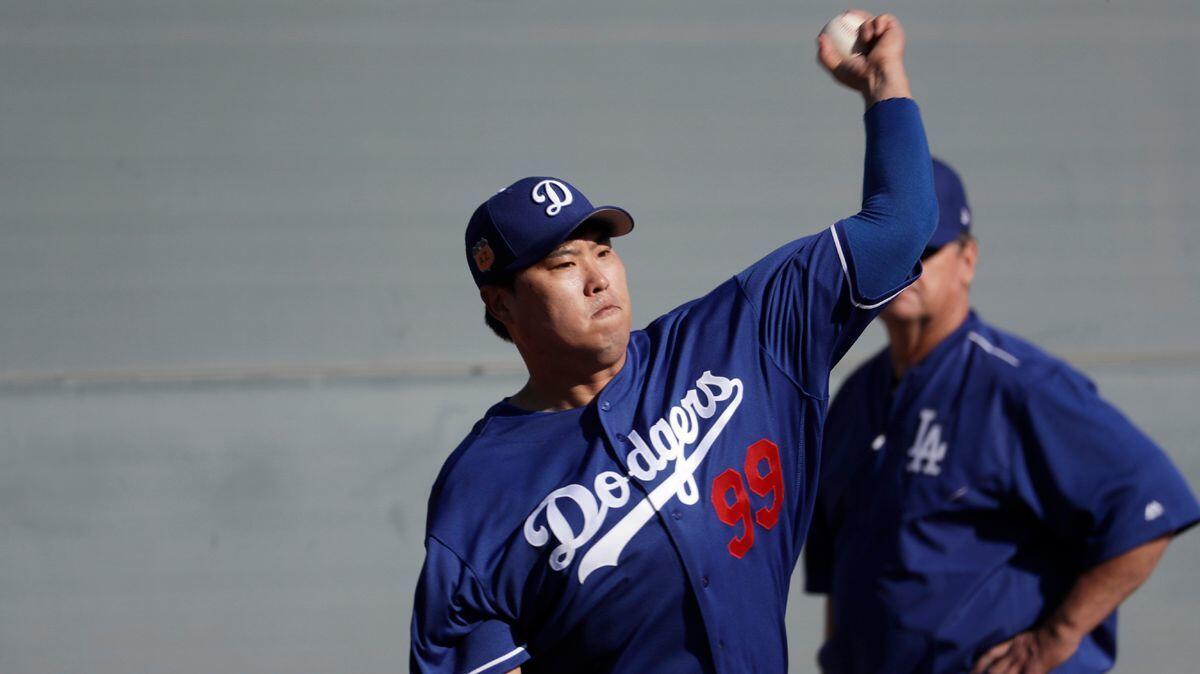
(465, 176, 635, 288)
(926, 157, 972, 253)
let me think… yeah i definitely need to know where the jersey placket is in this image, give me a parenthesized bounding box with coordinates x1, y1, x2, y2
(594, 383, 728, 671)
(854, 358, 935, 561)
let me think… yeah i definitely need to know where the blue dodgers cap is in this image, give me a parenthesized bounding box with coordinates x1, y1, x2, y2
(465, 176, 635, 288)
(926, 157, 973, 252)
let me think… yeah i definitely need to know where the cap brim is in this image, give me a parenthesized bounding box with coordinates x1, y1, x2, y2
(503, 205, 637, 276)
(579, 206, 634, 238)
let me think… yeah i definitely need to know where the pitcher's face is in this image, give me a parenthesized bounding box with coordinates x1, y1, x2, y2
(491, 224, 632, 365)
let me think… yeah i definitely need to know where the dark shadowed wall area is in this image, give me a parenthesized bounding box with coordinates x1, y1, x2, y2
(2, 1, 1198, 671)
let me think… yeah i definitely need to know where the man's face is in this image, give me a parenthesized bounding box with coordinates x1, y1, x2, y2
(489, 224, 632, 363)
(882, 237, 976, 325)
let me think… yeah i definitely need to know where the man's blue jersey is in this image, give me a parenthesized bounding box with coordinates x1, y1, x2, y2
(412, 96, 937, 673)
(805, 311, 1200, 674)
(411, 224, 918, 673)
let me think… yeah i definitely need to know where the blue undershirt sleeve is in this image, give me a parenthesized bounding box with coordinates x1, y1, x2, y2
(733, 98, 938, 397)
(835, 98, 938, 302)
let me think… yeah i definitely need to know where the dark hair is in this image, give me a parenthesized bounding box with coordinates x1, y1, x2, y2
(483, 278, 515, 342)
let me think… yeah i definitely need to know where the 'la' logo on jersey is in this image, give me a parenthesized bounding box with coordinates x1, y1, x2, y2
(907, 409, 948, 476)
(531, 179, 573, 216)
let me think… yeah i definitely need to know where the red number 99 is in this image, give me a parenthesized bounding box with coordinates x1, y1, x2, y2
(710, 469, 754, 559)
(744, 439, 783, 530)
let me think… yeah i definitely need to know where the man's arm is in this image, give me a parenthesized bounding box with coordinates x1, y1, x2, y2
(817, 12, 937, 304)
(971, 535, 1171, 674)
(995, 363, 1200, 673)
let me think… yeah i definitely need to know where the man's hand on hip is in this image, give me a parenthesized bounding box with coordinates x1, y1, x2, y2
(970, 626, 1080, 674)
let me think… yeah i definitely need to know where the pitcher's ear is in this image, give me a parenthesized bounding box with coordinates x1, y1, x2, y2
(480, 285, 513, 324)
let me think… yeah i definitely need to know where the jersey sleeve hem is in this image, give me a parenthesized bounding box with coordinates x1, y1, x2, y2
(464, 645, 531, 674)
(1084, 510, 1200, 569)
(829, 222, 920, 309)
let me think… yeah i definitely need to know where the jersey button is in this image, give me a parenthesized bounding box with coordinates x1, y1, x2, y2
(616, 433, 627, 443)
(717, 640, 725, 650)
(671, 510, 682, 520)
(600, 400, 612, 412)
(701, 575, 710, 588)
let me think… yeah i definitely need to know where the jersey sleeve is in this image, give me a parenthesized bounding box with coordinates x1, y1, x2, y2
(1012, 368, 1200, 567)
(410, 537, 530, 674)
(735, 230, 907, 396)
(733, 99, 934, 396)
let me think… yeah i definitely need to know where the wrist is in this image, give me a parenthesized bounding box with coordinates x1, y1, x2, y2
(1039, 615, 1085, 648)
(862, 62, 912, 107)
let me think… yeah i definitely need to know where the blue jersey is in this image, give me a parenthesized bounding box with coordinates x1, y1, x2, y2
(411, 227, 916, 673)
(805, 311, 1200, 674)
(412, 98, 937, 674)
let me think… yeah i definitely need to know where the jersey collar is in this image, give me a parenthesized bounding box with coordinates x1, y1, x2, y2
(591, 330, 646, 438)
(885, 309, 982, 392)
(478, 331, 645, 436)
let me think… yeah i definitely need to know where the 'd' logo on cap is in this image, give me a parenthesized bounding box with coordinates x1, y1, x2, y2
(531, 179, 573, 217)
(472, 238, 495, 272)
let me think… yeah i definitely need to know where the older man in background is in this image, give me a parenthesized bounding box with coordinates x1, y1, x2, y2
(804, 158, 1200, 674)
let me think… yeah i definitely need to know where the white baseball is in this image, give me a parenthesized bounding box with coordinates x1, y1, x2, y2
(821, 11, 868, 59)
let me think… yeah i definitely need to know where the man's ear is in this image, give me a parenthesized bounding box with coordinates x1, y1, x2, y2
(480, 285, 513, 325)
(959, 238, 978, 286)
